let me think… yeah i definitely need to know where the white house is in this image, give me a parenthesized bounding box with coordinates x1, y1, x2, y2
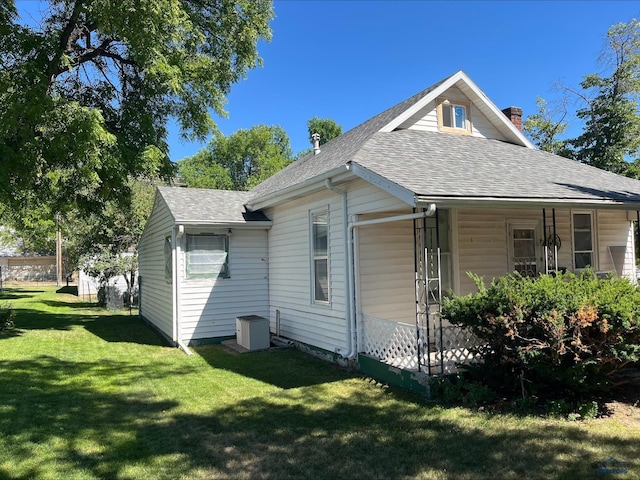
(139, 71, 640, 390)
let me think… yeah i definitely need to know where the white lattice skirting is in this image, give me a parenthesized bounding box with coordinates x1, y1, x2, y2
(362, 315, 483, 374)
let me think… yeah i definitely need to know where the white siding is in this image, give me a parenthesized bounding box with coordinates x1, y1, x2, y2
(358, 215, 414, 323)
(347, 179, 410, 214)
(456, 208, 573, 295)
(398, 86, 505, 140)
(177, 228, 269, 343)
(595, 210, 635, 280)
(266, 189, 347, 353)
(455, 207, 637, 294)
(138, 195, 175, 340)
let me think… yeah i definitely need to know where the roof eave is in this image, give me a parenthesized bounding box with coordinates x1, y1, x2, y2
(246, 165, 352, 211)
(172, 221, 272, 229)
(415, 195, 640, 210)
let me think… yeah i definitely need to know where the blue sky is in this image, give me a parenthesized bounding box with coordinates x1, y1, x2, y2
(16, 1, 640, 160)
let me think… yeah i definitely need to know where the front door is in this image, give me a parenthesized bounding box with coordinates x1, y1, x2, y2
(508, 222, 539, 277)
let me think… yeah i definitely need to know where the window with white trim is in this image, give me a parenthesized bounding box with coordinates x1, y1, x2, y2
(572, 212, 595, 270)
(311, 210, 329, 304)
(164, 235, 172, 283)
(185, 234, 229, 279)
(437, 97, 472, 135)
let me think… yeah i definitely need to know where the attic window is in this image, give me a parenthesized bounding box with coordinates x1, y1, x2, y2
(437, 98, 471, 135)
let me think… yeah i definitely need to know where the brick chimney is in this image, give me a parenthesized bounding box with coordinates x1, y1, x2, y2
(501, 106, 523, 131)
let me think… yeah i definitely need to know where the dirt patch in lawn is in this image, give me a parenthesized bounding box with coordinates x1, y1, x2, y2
(597, 383, 640, 428)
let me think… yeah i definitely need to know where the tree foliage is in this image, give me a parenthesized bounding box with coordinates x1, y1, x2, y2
(295, 116, 343, 158)
(525, 19, 640, 177)
(178, 125, 293, 190)
(307, 116, 342, 147)
(523, 97, 570, 156)
(0, 0, 273, 219)
(568, 19, 640, 174)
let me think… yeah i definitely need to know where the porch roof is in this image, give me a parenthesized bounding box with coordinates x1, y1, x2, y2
(352, 130, 640, 206)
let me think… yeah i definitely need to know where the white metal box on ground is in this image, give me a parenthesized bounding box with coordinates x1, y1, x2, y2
(236, 315, 270, 351)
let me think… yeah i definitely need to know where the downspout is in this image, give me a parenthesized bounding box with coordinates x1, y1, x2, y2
(343, 204, 437, 360)
(174, 224, 192, 356)
(324, 179, 352, 358)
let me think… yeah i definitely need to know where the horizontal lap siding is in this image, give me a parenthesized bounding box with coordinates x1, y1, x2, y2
(596, 210, 635, 280)
(138, 197, 174, 340)
(178, 229, 269, 342)
(266, 189, 347, 353)
(456, 208, 573, 295)
(347, 179, 412, 214)
(358, 216, 414, 323)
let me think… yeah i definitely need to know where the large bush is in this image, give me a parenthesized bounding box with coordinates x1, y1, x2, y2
(442, 271, 640, 397)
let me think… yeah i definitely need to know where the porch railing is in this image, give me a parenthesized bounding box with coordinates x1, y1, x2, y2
(362, 314, 483, 374)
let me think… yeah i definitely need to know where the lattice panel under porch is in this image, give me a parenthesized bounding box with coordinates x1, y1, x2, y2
(362, 315, 419, 370)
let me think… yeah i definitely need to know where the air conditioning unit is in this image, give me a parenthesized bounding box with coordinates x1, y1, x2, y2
(236, 315, 270, 351)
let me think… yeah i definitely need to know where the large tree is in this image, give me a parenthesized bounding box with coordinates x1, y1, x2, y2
(568, 21, 640, 174)
(0, 0, 273, 222)
(525, 19, 640, 176)
(178, 124, 293, 190)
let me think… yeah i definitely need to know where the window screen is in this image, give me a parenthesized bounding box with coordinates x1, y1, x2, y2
(186, 234, 229, 279)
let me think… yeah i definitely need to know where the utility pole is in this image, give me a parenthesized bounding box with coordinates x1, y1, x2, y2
(56, 213, 62, 286)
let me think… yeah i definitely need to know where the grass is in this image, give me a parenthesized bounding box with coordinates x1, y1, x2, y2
(0, 286, 638, 479)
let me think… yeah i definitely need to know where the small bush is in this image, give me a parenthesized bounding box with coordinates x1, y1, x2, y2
(430, 374, 496, 407)
(442, 270, 640, 398)
(0, 303, 15, 331)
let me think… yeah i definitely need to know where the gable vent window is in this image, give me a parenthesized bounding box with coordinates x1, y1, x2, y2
(437, 97, 471, 135)
(186, 233, 230, 279)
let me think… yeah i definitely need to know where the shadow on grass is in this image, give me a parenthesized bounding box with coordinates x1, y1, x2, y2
(0, 354, 637, 479)
(195, 345, 355, 390)
(40, 299, 96, 309)
(0, 289, 45, 300)
(56, 286, 78, 295)
(11, 308, 167, 347)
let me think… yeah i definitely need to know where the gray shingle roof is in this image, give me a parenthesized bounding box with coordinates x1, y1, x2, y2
(354, 130, 640, 202)
(247, 71, 640, 208)
(157, 187, 269, 223)
(248, 77, 446, 201)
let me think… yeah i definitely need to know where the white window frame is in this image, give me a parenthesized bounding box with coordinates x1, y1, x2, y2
(437, 97, 472, 135)
(310, 208, 330, 305)
(185, 233, 230, 280)
(164, 235, 172, 283)
(572, 211, 596, 271)
(507, 220, 541, 277)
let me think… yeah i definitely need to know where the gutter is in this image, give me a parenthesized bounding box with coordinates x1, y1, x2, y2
(415, 195, 640, 210)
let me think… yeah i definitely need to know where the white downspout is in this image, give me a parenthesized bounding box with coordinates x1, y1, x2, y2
(324, 179, 351, 357)
(174, 224, 192, 356)
(345, 205, 437, 359)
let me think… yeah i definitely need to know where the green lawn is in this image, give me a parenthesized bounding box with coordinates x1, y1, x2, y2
(0, 286, 638, 480)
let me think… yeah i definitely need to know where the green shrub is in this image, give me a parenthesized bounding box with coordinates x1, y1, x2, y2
(442, 270, 640, 398)
(429, 374, 496, 407)
(0, 303, 15, 331)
